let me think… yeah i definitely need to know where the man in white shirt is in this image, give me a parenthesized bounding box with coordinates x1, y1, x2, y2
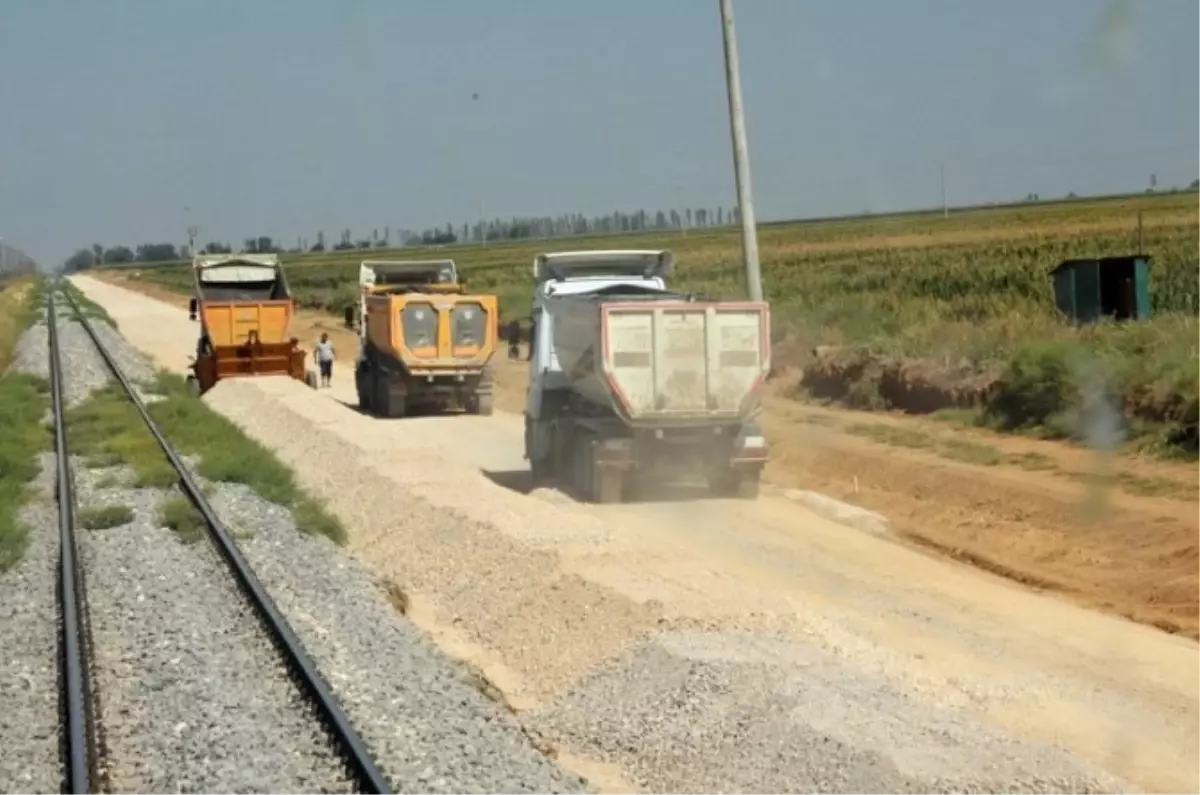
(314, 333, 335, 388)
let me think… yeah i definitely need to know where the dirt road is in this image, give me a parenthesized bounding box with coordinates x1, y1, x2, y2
(72, 274, 1199, 793)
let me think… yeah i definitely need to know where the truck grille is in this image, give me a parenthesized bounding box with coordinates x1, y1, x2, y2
(450, 302, 486, 352)
(401, 303, 437, 353)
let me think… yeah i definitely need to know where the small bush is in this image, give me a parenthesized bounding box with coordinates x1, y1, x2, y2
(159, 496, 205, 543)
(984, 341, 1079, 434)
(78, 504, 134, 530)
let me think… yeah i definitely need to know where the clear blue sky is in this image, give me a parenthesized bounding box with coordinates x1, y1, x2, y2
(0, 0, 1195, 265)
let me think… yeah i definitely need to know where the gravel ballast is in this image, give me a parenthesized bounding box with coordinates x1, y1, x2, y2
(2, 288, 584, 792)
(532, 632, 1133, 794)
(0, 457, 62, 795)
(215, 483, 586, 794)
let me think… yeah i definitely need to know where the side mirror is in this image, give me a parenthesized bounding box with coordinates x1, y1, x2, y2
(188, 298, 198, 321)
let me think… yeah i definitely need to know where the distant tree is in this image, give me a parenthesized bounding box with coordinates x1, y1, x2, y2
(310, 240, 326, 252)
(332, 239, 355, 251)
(203, 241, 232, 254)
(103, 245, 135, 264)
(356, 239, 372, 250)
(135, 242, 179, 261)
(63, 249, 95, 273)
(1190, 178, 1199, 190)
(241, 236, 279, 254)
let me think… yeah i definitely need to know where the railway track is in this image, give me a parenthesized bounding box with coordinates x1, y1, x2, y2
(46, 284, 392, 794)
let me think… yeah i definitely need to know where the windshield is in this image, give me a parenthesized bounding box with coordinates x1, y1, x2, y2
(5, 4, 1196, 795)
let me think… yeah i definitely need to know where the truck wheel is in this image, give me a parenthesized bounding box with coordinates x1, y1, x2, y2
(593, 468, 623, 504)
(734, 472, 761, 499)
(383, 393, 407, 419)
(709, 470, 761, 499)
(468, 392, 494, 416)
(571, 435, 591, 500)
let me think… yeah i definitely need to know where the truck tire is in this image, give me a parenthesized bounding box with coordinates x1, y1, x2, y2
(593, 468, 623, 504)
(571, 434, 591, 500)
(381, 390, 406, 419)
(734, 471, 761, 499)
(468, 391, 494, 416)
(709, 470, 761, 500)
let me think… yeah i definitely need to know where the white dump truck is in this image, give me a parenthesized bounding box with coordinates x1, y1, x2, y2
(523, 249, 771, 502)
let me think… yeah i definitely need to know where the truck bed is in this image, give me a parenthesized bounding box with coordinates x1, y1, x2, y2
(553, 296, 771, 424)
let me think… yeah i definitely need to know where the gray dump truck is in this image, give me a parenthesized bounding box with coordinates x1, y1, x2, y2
(522, 249, 771, 502)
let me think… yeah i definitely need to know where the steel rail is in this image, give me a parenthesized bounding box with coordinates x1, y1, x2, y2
(59, 286, 392, 794)
(47, 288, 96, 793)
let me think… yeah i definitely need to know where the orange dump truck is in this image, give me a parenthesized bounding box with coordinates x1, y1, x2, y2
(185, 253, 315, 395)
(351, 259, 498, 417)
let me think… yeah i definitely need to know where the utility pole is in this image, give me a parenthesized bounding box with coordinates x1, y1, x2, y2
(939, 163, 948, 219)
(719, 0, 763, 302)
(187, 225, 199, 257)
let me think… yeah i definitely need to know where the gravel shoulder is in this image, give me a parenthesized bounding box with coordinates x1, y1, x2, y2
(1, 301, 67, 795)
(71, 273, 1198, 794)
(0, 456, 61, 795)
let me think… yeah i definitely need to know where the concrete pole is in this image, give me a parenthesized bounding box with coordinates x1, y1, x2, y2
(719, 0, 764, 302)
(940, 163, 948, 219)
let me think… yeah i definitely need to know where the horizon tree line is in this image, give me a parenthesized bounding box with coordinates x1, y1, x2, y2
(60, 205, 742, 272)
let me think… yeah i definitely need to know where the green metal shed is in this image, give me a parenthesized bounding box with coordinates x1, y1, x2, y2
(1050, 255, 1151, 324)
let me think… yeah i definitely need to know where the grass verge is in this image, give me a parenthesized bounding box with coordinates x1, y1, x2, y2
(0, 374, 52, 571)
(0, 274, 50, 572)
(66, 372, 344, 543)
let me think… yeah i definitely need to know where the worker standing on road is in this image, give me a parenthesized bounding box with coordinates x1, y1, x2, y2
(506, 318, 521, 360)
(314, 332, 335, 388)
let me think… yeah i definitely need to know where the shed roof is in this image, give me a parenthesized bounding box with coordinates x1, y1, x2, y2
(1049, 254, 1151, 275)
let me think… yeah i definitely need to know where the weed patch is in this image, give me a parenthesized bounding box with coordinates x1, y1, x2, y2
(159, 496, 205, 543)
(940, 438, 1004, 466)
(0, 373, 51, 571)
(1003, 451, 1057, 471)
(148, 373, 344, 542)
(65, 372, 345, 544)
(0, 275, 50, 571)
(78, 504, 134, 530)
(59, 280, 116, 328)
(66, 385, 178, 487)
(848, 422, 932, 450)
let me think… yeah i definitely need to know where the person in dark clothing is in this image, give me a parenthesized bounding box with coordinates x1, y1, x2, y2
(505, 318, 522, 360)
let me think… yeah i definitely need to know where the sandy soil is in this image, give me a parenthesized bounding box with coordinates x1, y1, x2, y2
(74, 273, 1199, 793)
